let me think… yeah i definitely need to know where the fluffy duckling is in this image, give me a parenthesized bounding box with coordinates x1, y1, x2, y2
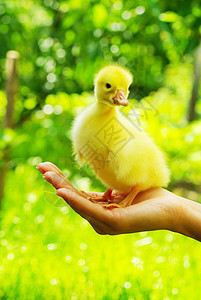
(72, 65, 170, 208)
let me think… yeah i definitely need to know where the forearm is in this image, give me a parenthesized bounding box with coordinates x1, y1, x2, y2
(172, 196, 201, 242)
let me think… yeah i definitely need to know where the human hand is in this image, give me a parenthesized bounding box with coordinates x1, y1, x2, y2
(37, 162, 182, 236)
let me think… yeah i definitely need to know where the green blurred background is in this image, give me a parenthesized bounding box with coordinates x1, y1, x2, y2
(0, 0, 201, 299)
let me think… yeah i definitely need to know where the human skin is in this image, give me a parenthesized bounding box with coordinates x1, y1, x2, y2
(37, 162, 201, 242)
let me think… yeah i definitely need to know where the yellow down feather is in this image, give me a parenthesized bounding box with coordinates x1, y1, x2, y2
(72, 65, 170, 193)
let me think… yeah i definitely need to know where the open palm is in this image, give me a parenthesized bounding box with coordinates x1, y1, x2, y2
(37, 162, 181, 235)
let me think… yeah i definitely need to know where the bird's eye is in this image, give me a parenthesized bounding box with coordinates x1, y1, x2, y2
(106, 83, 111, 89)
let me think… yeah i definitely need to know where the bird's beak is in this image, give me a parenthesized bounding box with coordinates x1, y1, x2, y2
(113, 90, 129, 106)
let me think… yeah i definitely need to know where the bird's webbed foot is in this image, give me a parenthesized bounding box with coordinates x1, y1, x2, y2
(81, 188, 113, 203)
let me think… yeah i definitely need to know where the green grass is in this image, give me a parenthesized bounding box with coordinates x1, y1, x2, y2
(1, 165, 201, 300)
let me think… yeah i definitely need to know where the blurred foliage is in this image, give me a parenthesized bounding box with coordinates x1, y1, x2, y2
(1, 0, 201, 299)
(0, 0, 201, 118)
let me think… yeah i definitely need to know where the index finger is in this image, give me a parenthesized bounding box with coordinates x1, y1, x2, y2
(37, 162, 64, 176)
(37, 162, 75, 189)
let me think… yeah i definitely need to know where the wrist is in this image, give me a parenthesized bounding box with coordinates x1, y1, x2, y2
(168, 195, 201, 241)
(165, 193, 184, 234)
(177, 197, 201, 241)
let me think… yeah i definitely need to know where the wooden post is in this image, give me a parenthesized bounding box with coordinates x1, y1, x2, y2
(0, 51, 19, 205)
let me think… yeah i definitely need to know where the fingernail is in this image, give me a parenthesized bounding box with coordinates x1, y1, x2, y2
(36, 166, 39, 169)
(43, 174, 46, 179)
